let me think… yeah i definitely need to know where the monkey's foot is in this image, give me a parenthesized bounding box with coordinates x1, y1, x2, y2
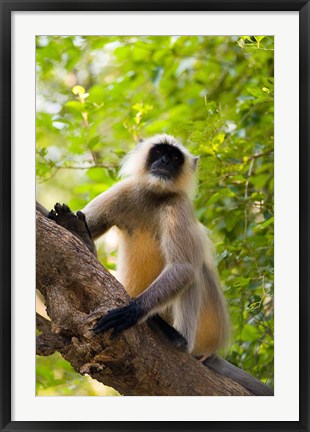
(48, 203, 87, 233)
(147, 314, 188, 352)
(48, 203, 96, 254)
(93, 302, 143, 339)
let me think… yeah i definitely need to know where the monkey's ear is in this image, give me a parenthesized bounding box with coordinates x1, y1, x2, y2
(192, 156, 199, 170)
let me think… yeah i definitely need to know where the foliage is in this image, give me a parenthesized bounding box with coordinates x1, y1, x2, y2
(36, 353, 119, 396)
(36, 35, 274, 393)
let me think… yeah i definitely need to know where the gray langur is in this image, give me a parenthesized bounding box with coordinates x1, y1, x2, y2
(41, 134, 274, 395)
(49, 134, 230, 357)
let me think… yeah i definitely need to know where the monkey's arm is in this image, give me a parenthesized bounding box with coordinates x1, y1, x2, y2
(93, 262, 194, 336)
(82, 180, 130, 240)
(48, 180, 131, 247)
(39, 180, 130, 256)
(93, 202, 198, 336)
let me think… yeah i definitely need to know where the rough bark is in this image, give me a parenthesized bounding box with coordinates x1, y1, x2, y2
(36, 210, 253, 396)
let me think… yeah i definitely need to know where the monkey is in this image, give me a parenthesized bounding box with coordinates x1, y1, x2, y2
(47, 134, 230, 357)
(39, 133, 274, 395)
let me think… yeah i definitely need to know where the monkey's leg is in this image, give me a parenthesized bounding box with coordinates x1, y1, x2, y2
(48, 203, 96, 255)
(147, 314, 188, 352)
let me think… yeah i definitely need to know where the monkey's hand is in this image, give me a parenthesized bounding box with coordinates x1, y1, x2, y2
(48, 203, 96, 255)
(93, 301, 143, 338)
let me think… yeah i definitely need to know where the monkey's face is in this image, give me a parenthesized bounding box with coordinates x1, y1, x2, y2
(147, 144, 185, 181)
(120, 134, 198, 196)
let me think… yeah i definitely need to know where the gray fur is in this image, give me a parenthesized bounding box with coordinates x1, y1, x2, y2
(82, 135, 230, 356)
(204, 355, 274, 396)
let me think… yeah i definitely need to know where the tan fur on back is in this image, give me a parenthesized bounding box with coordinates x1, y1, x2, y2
(194, 303, 222, 356)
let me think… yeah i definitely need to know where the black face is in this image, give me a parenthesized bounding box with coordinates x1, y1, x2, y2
(146, 144, 185, 180)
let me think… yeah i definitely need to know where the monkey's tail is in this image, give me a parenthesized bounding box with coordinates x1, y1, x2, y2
(204, 354, 274, 396)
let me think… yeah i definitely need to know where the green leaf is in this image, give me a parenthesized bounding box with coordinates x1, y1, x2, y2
(254, 36, 265, 43)
(224, 211, 239, 232)
(87, 85, 105, 104)
(65, 101, 85, 113)
(254, 216, 274, 232)
(88, 136, 101, 149)
(212, 133, 225, 147)
(241, 324, 260, 341)
(250, 174, 270, 189)
(232, 277, 251, 288)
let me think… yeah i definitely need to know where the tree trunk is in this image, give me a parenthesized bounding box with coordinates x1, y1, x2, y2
(36, 211, 258, 396)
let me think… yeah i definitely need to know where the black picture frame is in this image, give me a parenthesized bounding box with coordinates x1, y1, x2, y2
(1, 1, 309, 431)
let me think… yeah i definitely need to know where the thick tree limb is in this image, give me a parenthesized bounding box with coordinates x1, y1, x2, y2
(36, 210, 269, 396)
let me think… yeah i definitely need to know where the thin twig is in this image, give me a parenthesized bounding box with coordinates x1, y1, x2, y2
(243, 158, 255, 242)
(54, 163, 117, 170)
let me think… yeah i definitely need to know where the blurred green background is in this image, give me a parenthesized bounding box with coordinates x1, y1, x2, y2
(36, 35, 274, 395)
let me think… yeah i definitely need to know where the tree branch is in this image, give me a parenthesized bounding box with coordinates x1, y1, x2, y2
(36, 211, 270, 396)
